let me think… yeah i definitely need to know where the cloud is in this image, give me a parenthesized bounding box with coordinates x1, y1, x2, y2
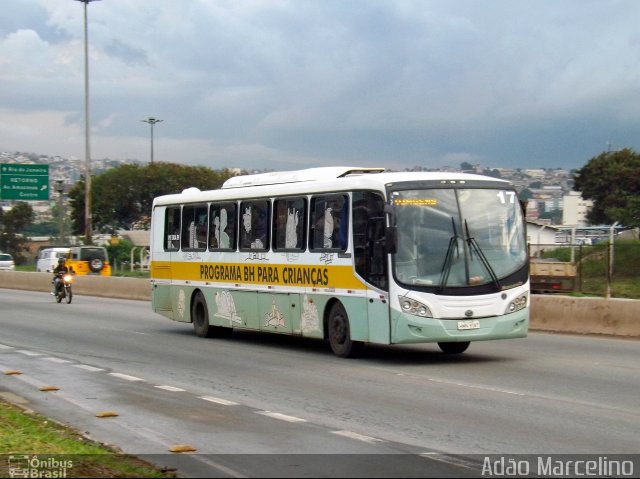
(1, 0, 639, 170)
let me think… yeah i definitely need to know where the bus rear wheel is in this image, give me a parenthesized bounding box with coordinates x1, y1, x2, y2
(327, 302, 362, 358)
(192, 292, 212, 338)
(438, 341, 470, 354)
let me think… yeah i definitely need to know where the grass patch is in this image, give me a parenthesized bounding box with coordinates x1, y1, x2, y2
(0, 399, 175, 478)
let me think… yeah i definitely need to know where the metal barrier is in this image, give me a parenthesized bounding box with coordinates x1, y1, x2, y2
(529, 242, 640, 299)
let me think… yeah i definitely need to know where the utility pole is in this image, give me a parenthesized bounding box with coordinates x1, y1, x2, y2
(75, 0, 99, 245)
(55, 179, 65, 244)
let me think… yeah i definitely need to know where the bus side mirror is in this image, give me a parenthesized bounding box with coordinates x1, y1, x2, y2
(385, 226, 397, 254)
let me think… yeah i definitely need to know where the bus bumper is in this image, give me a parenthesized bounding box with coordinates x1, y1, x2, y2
(391, 308, 529, 344)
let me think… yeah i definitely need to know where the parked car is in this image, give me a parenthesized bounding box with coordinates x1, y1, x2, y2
(0, 253, 16, 271)
(36, 247, 71, 273)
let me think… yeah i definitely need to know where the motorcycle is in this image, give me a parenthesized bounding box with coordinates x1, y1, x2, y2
(54, 273, 73, 304)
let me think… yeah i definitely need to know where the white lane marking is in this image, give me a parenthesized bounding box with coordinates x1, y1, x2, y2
(200, 396, 239, 406)
(331, 430, 384, 444)
(426, 377, 526, 396)
(374, 366, 526, 397)
(0, 344, 14, 350)
(257, 411, 307, 423)
(155, 385, 186, 392)
(16, 350, 42, 356)
(41, 357, 72, 364)
(109, 372, 145, 382)
(74, 364, 105, 372)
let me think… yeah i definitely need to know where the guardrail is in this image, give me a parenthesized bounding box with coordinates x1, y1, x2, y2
(1, 271, 638, 337)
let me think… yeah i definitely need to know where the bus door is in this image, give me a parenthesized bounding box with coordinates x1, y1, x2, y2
(353, 191, 390, 343)
(365, 215, 391, 343)
(152, 206, 180, 316)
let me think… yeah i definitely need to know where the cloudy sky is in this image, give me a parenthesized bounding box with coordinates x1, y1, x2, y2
(1, 0, 639, 172)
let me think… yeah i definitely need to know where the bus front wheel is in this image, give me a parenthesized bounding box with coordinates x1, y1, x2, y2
(192, 292, 212, 338)
(327, 302, 362, 358)
(438, 341, 470, 354)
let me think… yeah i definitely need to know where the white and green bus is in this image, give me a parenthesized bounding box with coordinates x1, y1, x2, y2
(150, 167, 529, 357)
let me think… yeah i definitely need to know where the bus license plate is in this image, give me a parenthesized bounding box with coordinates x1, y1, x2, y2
(457, 320, 480, 330)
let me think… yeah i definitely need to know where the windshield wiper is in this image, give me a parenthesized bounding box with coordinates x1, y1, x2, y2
(438, 217, 459, 291)
(464, 220, 502, 290)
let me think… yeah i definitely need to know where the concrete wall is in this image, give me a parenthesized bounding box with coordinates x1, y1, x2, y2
(0, 271, 151, 302)
(530, 294, 639, 337)
(1, 271, 638, 337)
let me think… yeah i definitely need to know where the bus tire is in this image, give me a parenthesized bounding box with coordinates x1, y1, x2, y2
(438, 341, 470, 354)
(192, 291, 212, 338)
(327, 302, 362, 358)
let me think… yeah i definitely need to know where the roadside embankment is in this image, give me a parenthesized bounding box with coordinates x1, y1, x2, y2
(1, 271, 638, 337)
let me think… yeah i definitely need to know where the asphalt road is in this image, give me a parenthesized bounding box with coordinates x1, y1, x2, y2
(1, 288, 638, 477)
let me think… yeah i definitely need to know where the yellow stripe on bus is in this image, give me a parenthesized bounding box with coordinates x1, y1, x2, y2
(151, 261, 367, 290)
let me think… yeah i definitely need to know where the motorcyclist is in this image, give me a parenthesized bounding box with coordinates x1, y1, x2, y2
(52, 257, 70, 296)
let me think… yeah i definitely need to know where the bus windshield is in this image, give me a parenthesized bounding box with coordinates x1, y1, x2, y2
(391, 187, 527, 291)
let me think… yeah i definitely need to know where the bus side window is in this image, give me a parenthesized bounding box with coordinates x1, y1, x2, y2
(310, 194, 348, 252)
(181, 204, 207, 251)
(239, 200, 270, 251)
(273, 197, 306, 251)
(210, 203, 237, 251)
(164, 207, 181, 251)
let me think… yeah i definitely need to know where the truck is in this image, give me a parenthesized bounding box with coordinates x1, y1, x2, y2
(529, 258, 577, 293)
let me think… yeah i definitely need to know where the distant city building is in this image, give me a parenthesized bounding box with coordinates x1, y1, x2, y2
(562, 191, 593, 226)
(526, 199, 540, 221)
(524, 169, 546, 179)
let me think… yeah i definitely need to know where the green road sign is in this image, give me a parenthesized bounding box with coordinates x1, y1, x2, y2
(0, 163, 50, 201)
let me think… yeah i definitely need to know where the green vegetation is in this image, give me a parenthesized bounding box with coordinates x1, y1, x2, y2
(574, 148, 640, 228)
(541, 239, 640, 299)
(0, 399, 175, 478)
(3, 162, 238, 264)
(68, 162, 236, 235)
(0, 202, 36, 265)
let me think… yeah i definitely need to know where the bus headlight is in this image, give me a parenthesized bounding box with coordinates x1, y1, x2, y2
(398, 297, 433, 318)
(504, 293, 528, 314)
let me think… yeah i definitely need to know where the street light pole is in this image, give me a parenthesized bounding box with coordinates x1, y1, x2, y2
(55, 179, 65, 244)
(141, 117, 163, 163)
(75, 0, 99, 245)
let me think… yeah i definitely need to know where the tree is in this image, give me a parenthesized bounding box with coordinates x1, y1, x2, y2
(482, 168, 502, 178)
(518, 188, 534, 201)
(0, 202, 36, 264)
(105, 237, 135, 271)
(68, 162, 237, 234)
(573, 148, 640, 227)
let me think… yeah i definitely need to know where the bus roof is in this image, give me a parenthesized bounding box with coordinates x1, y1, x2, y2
(221, 167, 385, 188)
(153, 167, 511, 206)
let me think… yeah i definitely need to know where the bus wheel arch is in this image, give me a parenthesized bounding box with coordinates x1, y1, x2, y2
(191, 290, 212, 338)
(325, 299, 363, 358)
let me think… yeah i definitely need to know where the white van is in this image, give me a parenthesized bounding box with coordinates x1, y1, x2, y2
(36, 247, 71, 273)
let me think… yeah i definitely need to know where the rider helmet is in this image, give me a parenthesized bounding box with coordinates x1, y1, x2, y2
(58, 257, 65, 265)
